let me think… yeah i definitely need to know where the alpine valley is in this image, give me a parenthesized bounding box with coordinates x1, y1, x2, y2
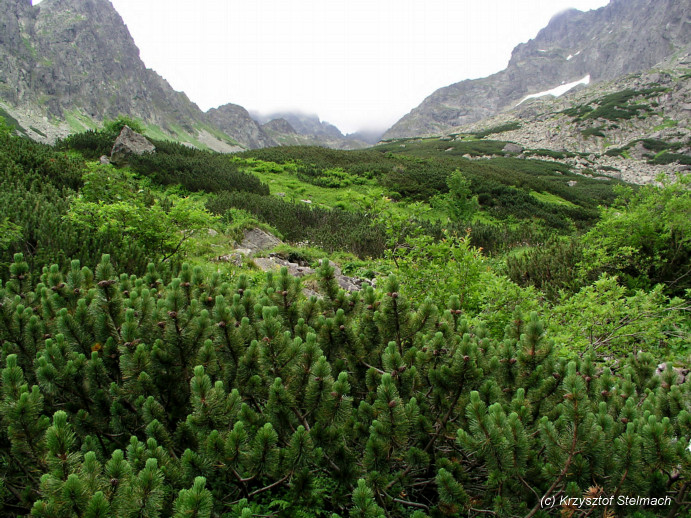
(0, 0, 690, 517)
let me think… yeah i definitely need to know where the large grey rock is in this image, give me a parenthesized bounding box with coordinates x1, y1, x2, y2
(502, 143, 524, 154)
(110, 126, 155, 164)
(240, 228, 283, 253)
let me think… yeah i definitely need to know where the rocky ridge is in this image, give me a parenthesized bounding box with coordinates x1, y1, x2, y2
(438, 48, 691, 184)
(0, 0, 358, 151)
(206, 104, 277, 149)
(252, 111, 372, 150)
(384, 0, 691, 140)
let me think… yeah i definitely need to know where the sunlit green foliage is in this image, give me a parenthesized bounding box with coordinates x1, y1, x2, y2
(68, 165, 218, 264)
(207, 191, 387, 257)
(431, 170, 479, 223)
(581, 173, 691, 296)
(0, 112, 689, 517)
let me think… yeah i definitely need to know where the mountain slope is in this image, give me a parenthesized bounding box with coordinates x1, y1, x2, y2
(384, 0, 691, 139)
(0, 0, 365, 151)
(0, 0, 267, 150)
(395, 47, 690, 185)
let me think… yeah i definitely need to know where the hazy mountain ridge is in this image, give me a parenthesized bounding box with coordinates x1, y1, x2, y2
(206, 104, 277, 149)
(384, 0, 691, 139)
(250, 110, 378, 149)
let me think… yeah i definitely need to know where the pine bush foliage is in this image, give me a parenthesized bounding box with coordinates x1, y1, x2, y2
(1, 255, 689, 516)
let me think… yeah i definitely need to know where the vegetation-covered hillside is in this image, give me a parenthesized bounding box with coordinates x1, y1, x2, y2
(0, 119, 690, 517)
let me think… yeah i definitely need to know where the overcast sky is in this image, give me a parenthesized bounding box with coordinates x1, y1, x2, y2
(35, 0, 610, 134)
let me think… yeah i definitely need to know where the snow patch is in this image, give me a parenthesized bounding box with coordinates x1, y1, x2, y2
(566, 54, 573, 60)
(516, 75, 591, 106)
(538, 49, 547, 52)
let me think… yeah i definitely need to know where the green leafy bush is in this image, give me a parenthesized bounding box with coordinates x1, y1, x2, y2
(0, 132, 153, 277)
(68, 165, 218, 264)
(581, 173, 691, 296)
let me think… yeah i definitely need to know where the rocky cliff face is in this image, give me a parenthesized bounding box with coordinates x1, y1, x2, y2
(384, 0, 691, 139)
(0, 0, 263, 150)
(33, 0, 202, 126)
(206, 104, 276, 149)
(0, 0, 36, 106)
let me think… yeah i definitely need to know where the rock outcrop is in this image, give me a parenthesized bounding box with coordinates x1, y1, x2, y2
(240, 228, 283, 253)
(384, 0, 691, 139)
(110, 125, 155, 164)
(213, 228, 374, 295)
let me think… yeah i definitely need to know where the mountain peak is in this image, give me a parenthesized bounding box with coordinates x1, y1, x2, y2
(0, 0, 272, 150)
(206, 104, 275, 149)
(384, 0, 691, 139)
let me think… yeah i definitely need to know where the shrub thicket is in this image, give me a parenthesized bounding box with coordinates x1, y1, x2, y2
(207, 191, 387, 257)
(58, 127, 270, 196)
(473, 121, 521, 138)
(0, 255, 688, 517)
(506, 236, 585, 299)
(0, 132, 153, 278)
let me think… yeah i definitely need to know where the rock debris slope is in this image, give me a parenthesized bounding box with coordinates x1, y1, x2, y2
(384, 0, 691, 139)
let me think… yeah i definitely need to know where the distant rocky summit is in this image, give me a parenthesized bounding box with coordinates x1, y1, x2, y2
(206, 104, 277, 150)
(384, 0, 691, 139)
(251, 111, 375, 149)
